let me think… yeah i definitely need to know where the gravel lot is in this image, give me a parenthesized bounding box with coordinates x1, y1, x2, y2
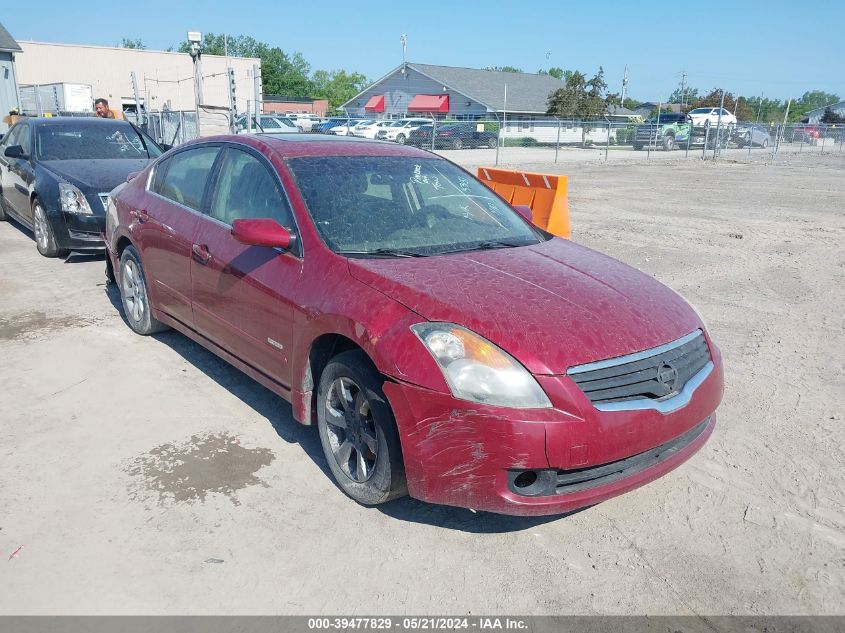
(0, 152, 843, 616)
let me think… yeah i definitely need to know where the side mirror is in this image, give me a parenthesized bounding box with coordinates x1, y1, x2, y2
(4, 145, 25, 159)
(126, 171, 140, 182)
(159, 143, 172, 151)
(514, 204, 534, 223)
(231, 218, 295, 250)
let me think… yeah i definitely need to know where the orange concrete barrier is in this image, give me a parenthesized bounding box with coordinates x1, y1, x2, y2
(477, 167, 570, 239)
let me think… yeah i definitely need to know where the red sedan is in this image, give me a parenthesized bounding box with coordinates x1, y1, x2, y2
(104, 134, 723, 516)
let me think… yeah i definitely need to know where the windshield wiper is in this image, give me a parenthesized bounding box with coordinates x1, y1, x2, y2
(440, 240, 527, 254)
(338, 247, 428, 258)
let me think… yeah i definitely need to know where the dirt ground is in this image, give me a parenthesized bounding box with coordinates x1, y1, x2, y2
(0, 153, 843, 616)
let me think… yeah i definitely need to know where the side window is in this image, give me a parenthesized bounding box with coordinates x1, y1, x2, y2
(209, 148, 293, 229)
(150, 157, 170, 194)
(1, 124, 17, 149)
(158, 147, 220, 211)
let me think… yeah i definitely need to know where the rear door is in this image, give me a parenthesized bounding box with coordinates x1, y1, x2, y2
(140, 144, 222, 326)
(190, 145, 302, 387)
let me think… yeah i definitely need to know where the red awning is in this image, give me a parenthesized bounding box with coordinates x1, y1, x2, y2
(407, 94, 450, 113)
(364, 95, 385, 112)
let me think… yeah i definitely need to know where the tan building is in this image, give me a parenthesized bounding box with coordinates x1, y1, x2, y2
(264, 96, 329, 117)
(15, 41, 260, 114)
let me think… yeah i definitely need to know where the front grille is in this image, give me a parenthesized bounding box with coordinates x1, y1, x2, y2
(568, 330, 710, 406)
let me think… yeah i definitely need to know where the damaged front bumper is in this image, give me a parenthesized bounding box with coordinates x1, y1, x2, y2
(383, 357, 722, 516)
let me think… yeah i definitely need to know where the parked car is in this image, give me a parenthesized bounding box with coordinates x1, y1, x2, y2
(348, 120, 376, 137)
(687, 107, 737, 128)
(286, 113, 320, 132)
(313, 117, 351, 134)
(376, 118, 433, 144)
(0, 117, 162, 257)
(632, 113, 691, 151)
(407, 122, 499, 149)
(789, 125, 821, 143)
(326, 119, 366, 136)
(733, 123, 770, 148)
(104, 135, 723, 516)
(352, 120, 395, 140)
(235, 115, 299, 134)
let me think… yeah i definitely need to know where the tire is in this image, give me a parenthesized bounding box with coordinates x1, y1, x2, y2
(316, 350, 407, 506)
(395, 133, 406, 144)
(0, 192, 7, 221)
(633, 143, 643, 151)
(761, 138, 769, 149)
(487, 136, 497, 149)
(118, 245, 168, 335)
(32, 199, 67, 258)
(452, 138, 463, 150)
(662, 135, 675, 151)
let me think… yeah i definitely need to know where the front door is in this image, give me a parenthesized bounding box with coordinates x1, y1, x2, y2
(190, 146, 301, 388)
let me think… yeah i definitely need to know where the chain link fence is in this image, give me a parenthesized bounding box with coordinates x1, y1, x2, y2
(307, 115, 844, 166)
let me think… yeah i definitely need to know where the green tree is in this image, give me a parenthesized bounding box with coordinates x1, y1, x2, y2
(791, 91, 840, 122)
(668, 85, 698, 106)
(177, 33, 314, 97)
(485, 66, 523, 73)
(546, 67, 608, 145)
(121, 38, 146, 50)
(547, 67, 564, 80)
(312, 69, 370, 111)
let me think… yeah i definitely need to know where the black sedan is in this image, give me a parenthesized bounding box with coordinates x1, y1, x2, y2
(407, 122, 499, 150)
(0, 117, 162, 257)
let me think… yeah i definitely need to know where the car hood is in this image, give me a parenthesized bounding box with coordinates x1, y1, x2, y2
(40, 159, 151, 193)
(348, 238, 702, 375)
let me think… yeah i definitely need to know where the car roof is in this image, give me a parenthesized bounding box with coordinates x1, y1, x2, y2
(190, 133, 437, 159)
(24, 116, 132, 127)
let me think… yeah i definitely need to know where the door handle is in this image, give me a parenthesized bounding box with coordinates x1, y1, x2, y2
(192, 243, 212, 265)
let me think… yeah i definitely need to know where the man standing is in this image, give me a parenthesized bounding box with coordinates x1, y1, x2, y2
(94, 98, 116, 119)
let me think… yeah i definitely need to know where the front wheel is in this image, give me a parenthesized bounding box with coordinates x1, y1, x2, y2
(32, 199, 67, 258)
(487, 136, 498, 149)
(119, 245, 168, 335)
(317, 350, 407, 506)
(761, 137, 769, 149)
(662, 135, 675, 151)
(395, 133, 406, 144)
(452, 138, 463, 150)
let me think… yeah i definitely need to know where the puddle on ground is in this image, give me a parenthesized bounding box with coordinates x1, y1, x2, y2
(0, 311, 101, 341)
(127, 432, 275, 505)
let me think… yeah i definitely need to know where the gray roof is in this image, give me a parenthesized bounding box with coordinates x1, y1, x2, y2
(607, 105, 639, 117)
(410, 63, 565, 113)
(0, 23, 21, 53)
(804, 100, 845, 116)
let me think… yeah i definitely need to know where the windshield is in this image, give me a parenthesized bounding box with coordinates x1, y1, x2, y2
(646, 115, 685, 124)
(288, 156, 543, 257)
(689, 108, 712, 114)
(36, 123, 162, 160)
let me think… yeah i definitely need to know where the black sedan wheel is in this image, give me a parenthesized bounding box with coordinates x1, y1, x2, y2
(32, 199, 67, 258)
(487, 136, 498, 149)
(317, 350, 406, 506)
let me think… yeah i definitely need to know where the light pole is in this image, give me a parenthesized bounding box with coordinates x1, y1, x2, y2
(187, 31, 203, 134)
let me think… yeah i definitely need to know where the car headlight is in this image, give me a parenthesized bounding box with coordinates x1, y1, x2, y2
(411, 323, 552, 409)
(59, 183, 93, 215)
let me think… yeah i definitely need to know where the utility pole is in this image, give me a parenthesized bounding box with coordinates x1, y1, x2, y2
(400, 34, 407, 77)
(621, 65, 629, 108)
(680, 70, 687, 108)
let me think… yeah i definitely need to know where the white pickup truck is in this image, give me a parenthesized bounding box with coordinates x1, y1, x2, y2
(286, 113, 321, 132)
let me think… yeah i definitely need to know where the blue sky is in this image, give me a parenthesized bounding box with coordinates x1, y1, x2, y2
(4, 0, 843, 102)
